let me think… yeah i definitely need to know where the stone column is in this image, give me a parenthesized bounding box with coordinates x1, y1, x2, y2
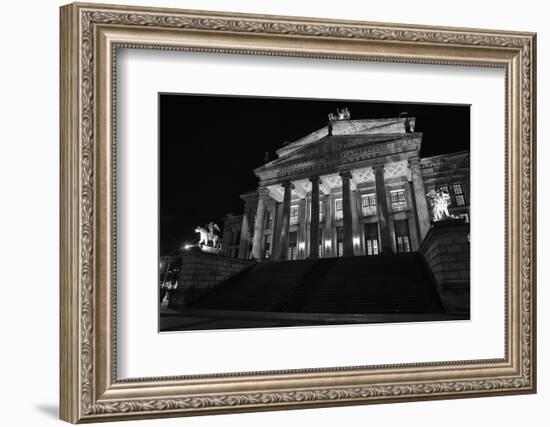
(373, 164, 393, 253)
(407, 181, 421, 250)
(309, 176, 320, 258)
(408, 155, 431, 241)
(276, 181, 293, 261)
(297, 198, 307, 259)
(350, 188, 362, 254)
(340, 171, 354, 257)
(271, 202, 283, 259)
(322, 194, 332, 257)
(222, 227, 231, 256)
(250, 187, 269, 260)
(238, 209, 250, 259)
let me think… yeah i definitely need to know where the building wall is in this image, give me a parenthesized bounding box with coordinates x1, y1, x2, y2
(421, 151, 470, 223)
(168, 249, 254, 309)
(419, 220, 470, 314)
(222, 214, 243, 258)
(223, 151, 470, 260)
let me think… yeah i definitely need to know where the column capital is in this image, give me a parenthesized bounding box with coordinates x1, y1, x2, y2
(257, 186, 270, 197)
(407, 155, 421, 167)
(371, 162, 386, 172)
(309, 175, 320, 184)
(339, 170, 352, 181)
(281, 180, 294, 190)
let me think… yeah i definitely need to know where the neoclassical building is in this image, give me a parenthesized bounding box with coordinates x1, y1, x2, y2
(222, 113, 469, 261)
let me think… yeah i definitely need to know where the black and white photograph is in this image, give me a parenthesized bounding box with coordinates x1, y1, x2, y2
(2, 0, 541, 424)
(158, 94, 471, 332)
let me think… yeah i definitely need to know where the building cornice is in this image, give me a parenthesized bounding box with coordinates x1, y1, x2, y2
(255, 134, 422, 186)
(420, 150, 469, 169)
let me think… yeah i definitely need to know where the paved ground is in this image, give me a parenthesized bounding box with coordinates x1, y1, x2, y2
(160, 308, 327, 331)
(159, 307, 467, 332)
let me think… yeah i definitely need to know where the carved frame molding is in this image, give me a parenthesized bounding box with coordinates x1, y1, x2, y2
(60, 2, 536, 423)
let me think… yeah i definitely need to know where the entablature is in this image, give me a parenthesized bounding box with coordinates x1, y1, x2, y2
(256, 135, 422, 186)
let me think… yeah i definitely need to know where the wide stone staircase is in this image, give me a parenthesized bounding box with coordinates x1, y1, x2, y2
(191, 253, 444, 315)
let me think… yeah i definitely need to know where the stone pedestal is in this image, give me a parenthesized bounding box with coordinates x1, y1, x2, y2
(200, 245, 223, 255)
(168, 251, 254, 310)
(431, 217, 466, 228)
(418, 219, 470, 315)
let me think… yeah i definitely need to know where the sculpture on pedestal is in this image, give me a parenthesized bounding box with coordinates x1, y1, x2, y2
(195, 222, 221, 248)
(426, 188, 455, 221)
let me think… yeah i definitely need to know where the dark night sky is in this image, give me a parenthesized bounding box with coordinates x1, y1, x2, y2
(159, 94, 470, 255)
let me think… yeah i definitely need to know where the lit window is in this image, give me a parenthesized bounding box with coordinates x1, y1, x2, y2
(452, 183, 463, 194)
(309, 200, 324, 222)
(264, 234, 272, 259)
(394, 219, 411, 253)
(361, 193, 377, 216)
(364, 223, 379, 255)
(390, 189, 407, 212)
(335, 199, 343, 220)
(336, 226, 344, 257)
(453, 183, 466, 206)
(265, 210, 274, 229)
(287, 231, 298, 260)
(290, 205, 299, 225)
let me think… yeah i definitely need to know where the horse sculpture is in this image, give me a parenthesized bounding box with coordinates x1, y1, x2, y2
(194, 226, 220, 248)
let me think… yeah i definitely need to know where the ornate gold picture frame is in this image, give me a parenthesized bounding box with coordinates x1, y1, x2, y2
(60, 2, 536, 423)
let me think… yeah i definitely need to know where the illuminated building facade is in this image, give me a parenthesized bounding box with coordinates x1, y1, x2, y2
(222, 115, 469, 261)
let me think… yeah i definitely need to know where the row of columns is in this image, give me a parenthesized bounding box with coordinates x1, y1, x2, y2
(249, 157, 431, 261)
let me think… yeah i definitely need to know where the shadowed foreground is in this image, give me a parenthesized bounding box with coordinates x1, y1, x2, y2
(161, 254, 467, 332)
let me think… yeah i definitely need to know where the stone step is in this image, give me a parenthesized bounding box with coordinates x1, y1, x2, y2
(192, 253, 443, 314)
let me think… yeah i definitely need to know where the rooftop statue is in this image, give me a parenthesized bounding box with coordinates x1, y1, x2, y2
(405, 117, 415, 133)
(328, 107, 351, 122)
(398, 112, 415, 133)
(426, 188, 455, 222)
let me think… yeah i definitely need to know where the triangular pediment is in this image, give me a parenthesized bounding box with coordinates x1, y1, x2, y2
(254, 116, 421, 184)
(262, 133, 408, 170)
(275, 117, 415, 158)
